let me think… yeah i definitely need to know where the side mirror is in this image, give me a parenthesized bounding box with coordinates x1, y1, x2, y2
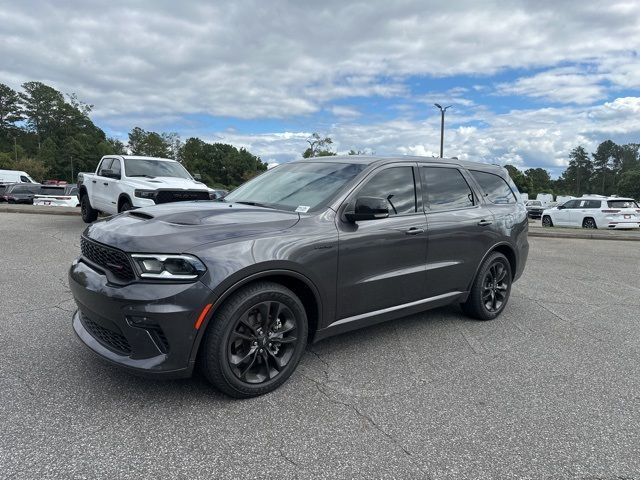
(345, 196, 389, 222)
(193, 173, 202, 181)
(101, 169, 120, 180)
(557, 205, 564, 210)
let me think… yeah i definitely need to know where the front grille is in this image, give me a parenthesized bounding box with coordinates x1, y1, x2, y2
(147, 326, 170, 354)
(155, 190, 209, 204)
(81, 315, 131, 355)
(81, 237, 135, 281)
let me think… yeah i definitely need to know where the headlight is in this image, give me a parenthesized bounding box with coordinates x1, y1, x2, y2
(131, 254, 206, 280)
(134, 189, 158, 200)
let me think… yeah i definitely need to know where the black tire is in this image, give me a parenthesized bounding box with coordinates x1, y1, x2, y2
(462, 252, 512, 321)
(81, 195, 98, 223)
(119, 200, 132, 213)
(200, 281, 308, 398)
(542, 215, 553, 227)
(582, 217, 597, 229)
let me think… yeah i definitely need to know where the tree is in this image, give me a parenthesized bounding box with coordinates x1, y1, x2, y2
(524, 168, 552, 196)
(561, 146, 593, 196)
(19, 81, 65, 150)
(128, 127, 175, 157)
(303, 133, 336, 158)
(0, 83, 23, 135)
(617, 170, 640, 200)
(504, 165, 529, 193)
(591, 140, 621, 195)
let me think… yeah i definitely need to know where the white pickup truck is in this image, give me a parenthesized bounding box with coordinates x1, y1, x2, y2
(77, 155, 212, 223)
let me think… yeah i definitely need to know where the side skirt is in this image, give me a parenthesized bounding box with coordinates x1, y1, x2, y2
(313, 291, 467, 342)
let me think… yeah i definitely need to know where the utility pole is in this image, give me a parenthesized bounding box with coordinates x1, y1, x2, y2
(434, 104, 451, 158)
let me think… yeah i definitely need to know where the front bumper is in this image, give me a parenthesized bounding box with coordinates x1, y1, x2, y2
(69, 259, 214, 377)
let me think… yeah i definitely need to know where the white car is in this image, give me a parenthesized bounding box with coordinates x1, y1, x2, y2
(33, 184, 80, 208)
(541, 196, 640, 229)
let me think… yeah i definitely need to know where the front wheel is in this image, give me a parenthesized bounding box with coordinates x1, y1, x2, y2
(462, 252, 512, 321)
(542, 215, 553, 227)
(200, 282, 308, 398)
(81, 195, 98, 223)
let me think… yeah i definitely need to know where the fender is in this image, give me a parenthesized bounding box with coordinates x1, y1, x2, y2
(187, 268, 324, 365)
(466, 241, 517, 293)
(118, 193, 133, 212)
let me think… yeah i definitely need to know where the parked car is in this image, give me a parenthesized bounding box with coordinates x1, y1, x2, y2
(0, 183, 12, 201)
(43, 179, 69, 186)
(542, 196, 640, 229)
(2, 183, 42, 204)
(0, 169, 37, 184)
(33, 184, 80, 208)
(525, 200, 545, 218)
(77, 155, 211, 223)
(209, 189, 228, 200)
(69, 156, 529, 398)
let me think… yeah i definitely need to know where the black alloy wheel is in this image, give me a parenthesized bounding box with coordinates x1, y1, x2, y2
(481, 262, 509, 313)
(542, 215, 553, 227)
(582, 217, 597, 229)
(462, 252, 512, 321)
(200, 282, 307, 398)
(227, 301, 298, 384)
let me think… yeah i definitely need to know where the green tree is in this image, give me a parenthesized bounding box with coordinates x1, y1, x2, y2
(0, 83, 23, 135)
(561, 146, 593, 196)
(617, 170, 640, 200)
(19, 81, 65, 150)
(591, 140, 621, 195)
(619, 143, 640, 173)
(128, 127, 174, 157)
(524, 168, 552, 196)
(303, 133, 336, 158)
(504, 165, 529, 193)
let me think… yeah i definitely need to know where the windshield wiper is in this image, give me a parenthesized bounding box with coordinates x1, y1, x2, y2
(234, 201, 273, 209)
(129, 174, 156, 178)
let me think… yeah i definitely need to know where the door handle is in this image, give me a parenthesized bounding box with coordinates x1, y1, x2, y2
(477, 219, 493, 226)
(92, 180, 96, 184)
(404, 227, 425, 235)
(103, 182, 109, 186)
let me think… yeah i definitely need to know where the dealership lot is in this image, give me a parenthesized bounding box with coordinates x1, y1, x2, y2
(1, 213, 639, 479)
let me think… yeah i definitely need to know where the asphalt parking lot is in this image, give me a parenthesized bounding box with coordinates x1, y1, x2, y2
(1, 213, 639, 479)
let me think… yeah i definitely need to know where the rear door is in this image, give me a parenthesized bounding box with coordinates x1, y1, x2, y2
(421, 165, 497, 297)
(571, 199, 601, 226)
(336, 163, 428, 320)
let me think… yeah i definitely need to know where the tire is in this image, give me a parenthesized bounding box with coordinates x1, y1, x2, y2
(462, 252, 512, 321)
(200, 281, 308, 398)
(81, 195, 98, 223)
(119, 200, 132, 213)
(582, 217, 597, 229)
(542, 215, 553, 227)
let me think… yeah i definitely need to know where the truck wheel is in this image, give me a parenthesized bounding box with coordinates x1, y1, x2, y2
(119, 200, 132, 213)
(200, 282, 308, 398)
(81, 195, 98, 223)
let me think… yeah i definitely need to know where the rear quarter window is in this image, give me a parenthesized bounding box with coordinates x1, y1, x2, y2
(470, 170, 517, 204)
(608, 200, 639, 208)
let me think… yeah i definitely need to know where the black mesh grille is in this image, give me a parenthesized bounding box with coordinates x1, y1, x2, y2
(80, 237, 135, 281)
(81, 315, 131, 355)
(148, 326, 170, 353)
(155, 190, 209, 204)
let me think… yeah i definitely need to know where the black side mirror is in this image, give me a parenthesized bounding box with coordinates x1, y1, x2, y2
(193, 173, 202, 181)
(102, 169, 120, 180)
(345, 196, 389, 222)
(557, 205, 564, 210)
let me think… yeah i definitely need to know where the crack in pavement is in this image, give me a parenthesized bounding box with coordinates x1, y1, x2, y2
(301, 373, 433, 479)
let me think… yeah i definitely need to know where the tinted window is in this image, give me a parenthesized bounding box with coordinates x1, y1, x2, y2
(582, 200, 602, 209)
(563, 200, 579, 209)
(12, 186, 29, 193)
(40, 186, 65, 195)
(0, 185, 7, 195)
(471, 170, 516, 204)
(66, 186, 78, 195)
(111, 159, 121, 177)
(20, 176, 31, 183)
(357, 166, 416, 215)
(98, 159, 113, 176)
(608, 200, 639, 208)
(421, 167, 474, 211)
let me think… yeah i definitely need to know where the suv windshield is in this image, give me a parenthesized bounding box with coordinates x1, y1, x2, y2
(124, 159, 192, 179)
(224, 162, 366, 212)
(608, 200, 639, 208)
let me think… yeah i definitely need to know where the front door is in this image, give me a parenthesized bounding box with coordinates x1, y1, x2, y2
(336, 164, 428, 320)
(555, 199, 579, 226)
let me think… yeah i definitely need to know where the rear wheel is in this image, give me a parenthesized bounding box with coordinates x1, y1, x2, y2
(200, 282, 308, 398)
(582, 217, 597, 229)
(80, 195, 98, 223)
(542, 215, 553, 227)
(462, 252, 512, 321)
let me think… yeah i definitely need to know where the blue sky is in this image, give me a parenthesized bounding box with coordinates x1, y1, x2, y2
(2, 0, 640, 177)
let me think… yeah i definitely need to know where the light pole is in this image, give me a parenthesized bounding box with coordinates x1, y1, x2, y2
(434, 103, 451, 158)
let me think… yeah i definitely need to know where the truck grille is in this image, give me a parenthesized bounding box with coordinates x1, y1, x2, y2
(155, 190, 210, 204)
(80, 237, 135, 281)
(81, 314, 131, 355)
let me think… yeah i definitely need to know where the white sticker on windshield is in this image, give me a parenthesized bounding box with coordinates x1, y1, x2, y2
(295, 205, 310, 213)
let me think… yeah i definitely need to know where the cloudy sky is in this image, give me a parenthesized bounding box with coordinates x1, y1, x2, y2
(2, 0, 640, 175)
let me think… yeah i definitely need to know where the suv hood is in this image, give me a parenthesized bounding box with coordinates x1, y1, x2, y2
(84, 202, 301, 253)
(124, 176, 209, 190)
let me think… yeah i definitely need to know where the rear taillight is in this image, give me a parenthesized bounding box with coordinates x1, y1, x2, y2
(601, 209, 620, 213)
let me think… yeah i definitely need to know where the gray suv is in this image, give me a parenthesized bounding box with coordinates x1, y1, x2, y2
(69, 156, 529, 397)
